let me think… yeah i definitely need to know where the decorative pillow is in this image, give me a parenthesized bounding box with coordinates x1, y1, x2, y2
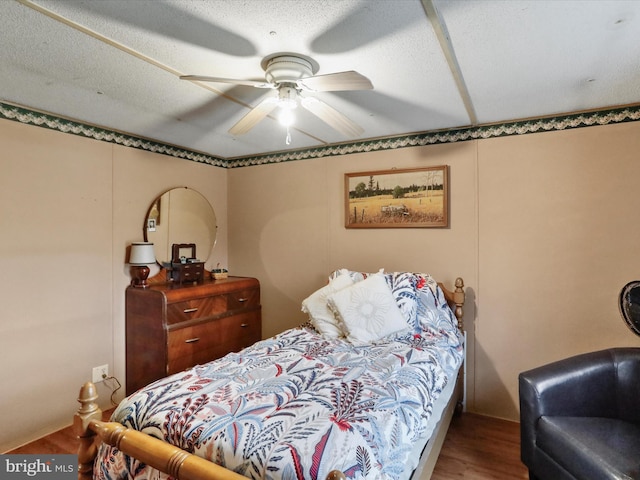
(330, 269, 420, 329)
(327, 273, 409, 344)
(328, 268, 381, 283)
(301, 273, 354, 338)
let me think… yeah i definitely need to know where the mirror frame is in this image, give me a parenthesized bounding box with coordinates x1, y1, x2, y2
(619, 280, 640, 336)
(143, 187, 217, 268)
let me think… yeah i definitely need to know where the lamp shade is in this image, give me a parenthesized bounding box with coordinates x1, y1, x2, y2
(129, 242, 155, 265)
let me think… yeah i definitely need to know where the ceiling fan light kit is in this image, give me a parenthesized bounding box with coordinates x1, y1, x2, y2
(180, 52, 373, 143)
(277, 85, 298, 110)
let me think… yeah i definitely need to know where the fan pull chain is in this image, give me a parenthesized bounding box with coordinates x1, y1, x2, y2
(285, 127, 292, 145)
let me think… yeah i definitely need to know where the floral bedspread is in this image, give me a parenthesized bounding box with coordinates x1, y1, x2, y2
(95, 274, 464, 480)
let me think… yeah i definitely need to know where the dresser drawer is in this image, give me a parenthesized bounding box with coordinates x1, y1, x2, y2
(166, 296, 227, 325)
(224, 310, 262, 350)
(126, 276, 261, 395)
(227, 287, 260, 311)
(167, 311, 261, 374)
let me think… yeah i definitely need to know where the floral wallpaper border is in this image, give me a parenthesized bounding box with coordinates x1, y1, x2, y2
(2, 101, 639, 169)
(0, 102, 227, 168)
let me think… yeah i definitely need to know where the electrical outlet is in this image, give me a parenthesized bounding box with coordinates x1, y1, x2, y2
(92, 364, 109, 383)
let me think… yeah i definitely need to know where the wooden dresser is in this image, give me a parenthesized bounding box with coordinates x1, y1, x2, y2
(125, 276, 261, 394)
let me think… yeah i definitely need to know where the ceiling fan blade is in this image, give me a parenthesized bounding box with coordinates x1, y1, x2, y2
(297, 71, 373, 92)
(229, 96, 279, 135)
(300, 97, 364, 137)
(180, 75, 274, 89)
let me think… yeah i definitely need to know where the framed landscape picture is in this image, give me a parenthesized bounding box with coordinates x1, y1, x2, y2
(345, 165, 449, 228)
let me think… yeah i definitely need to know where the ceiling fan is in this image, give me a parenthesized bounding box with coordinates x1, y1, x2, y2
(180, 52, 373, 141)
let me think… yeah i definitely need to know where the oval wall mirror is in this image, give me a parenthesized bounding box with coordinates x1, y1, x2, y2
(144, 187, 217, 266)
(619, 281, 640, 336)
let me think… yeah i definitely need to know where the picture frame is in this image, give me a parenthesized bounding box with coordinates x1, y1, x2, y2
(148, 197, 161, 226)
(345, 165, 449, 228)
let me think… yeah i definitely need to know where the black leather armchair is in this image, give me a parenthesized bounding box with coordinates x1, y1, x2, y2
(519, 348, 640, 480)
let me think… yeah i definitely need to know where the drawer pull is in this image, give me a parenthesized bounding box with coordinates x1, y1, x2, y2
(184, 337, 200, 344)
(237, 298, 248, 303)
(183, 308, 198, 314)
(240, 323, 249, 328)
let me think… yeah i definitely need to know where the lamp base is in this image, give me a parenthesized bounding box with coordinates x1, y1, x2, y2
(131, 265, 150, 288)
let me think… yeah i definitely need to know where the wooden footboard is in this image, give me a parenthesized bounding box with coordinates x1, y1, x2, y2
(75, 277, 465, 480)
(74, 383, 240, 480)
(74, 382, 347, 480)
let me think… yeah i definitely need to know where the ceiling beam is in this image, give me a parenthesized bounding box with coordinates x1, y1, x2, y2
(421, 0, 478, 125)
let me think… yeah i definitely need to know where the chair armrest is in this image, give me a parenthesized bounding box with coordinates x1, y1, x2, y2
(519, 349, 618, 466)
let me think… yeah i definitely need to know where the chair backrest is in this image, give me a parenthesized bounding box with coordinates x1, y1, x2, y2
(611, 348, 640, 424)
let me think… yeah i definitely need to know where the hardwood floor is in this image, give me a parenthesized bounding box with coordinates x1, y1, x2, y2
(7, 411, 528, 479)
(431, 413, 528, 479)
(6, 409, 114, 455)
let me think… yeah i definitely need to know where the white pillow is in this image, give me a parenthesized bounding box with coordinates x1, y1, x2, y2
(301, 273, 354, 338)
(327, 273, 409, 344)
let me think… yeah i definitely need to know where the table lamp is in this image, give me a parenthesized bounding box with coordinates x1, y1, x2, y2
(129, 242, 155, 288)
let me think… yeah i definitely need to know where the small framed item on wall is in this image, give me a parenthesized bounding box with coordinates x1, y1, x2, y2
(345, 165, 449, 228)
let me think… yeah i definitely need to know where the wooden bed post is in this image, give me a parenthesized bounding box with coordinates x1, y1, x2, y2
(73, 382, 102, 480)
(452, 277, 464, 331)
(326, 471, 347, 480)
(439, 277, 465, 331)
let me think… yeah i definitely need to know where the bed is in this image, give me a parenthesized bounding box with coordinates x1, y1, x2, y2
(74, 269, 465, 480)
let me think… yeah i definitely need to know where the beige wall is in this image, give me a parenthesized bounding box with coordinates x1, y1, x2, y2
(475, 122, 640, 419)
(228, 141, 478, 331)
(229, 121, 640, 421)
(0, 119, 228, 452)
(2, 116, 640, 453)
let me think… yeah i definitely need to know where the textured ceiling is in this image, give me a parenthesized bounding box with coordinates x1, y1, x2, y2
(1, 0, 640, 161)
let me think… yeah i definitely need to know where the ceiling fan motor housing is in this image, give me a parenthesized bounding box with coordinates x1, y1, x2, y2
(263, 54, 318, 84)
(182, 51, 368, 138)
